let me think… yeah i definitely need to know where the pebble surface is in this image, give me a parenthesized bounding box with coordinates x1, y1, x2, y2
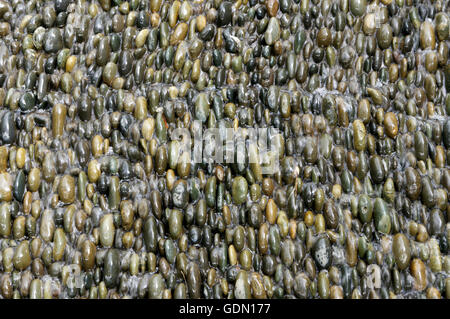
(0, 0, 448, 300)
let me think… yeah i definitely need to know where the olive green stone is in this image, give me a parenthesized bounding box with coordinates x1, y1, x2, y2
(424, 75, 436, 102)
(358, 194, 373, 223)
(108, 176, 120, 210)
(179, 1, 192, 21)
(59, 73, 72, 93)
(0, 0, 447, 301)
(96, 37, 111, 66)
(232, 176, 248, 205)
(102, 62, 118, 85)
(318, 271, 330, 299)
(195, 93, 210, 123)
(294, 30, 306, 54)
(42, 153, 56, 182)
(319, 134, 332, 159)
(317, 28, 332, 48)
(231, 56, 243, 73)
(383, 178, 395, 203)
(170, 23, 188, 46)
(169, 209, 183, 239)
(414, 131, 429, 161)
(373, 198, 391, 234)
(425, 52, 438, 73)
(104, 248, 120, 288)
(40, 209, 55, 242)
(217, 1, 232, 27)
(156, 113, 167, 143)
(29, 279, 42, 299)
(186, 262, 201, 298)
(13, 241, 31, 271)
(164, 239, 177, 264)
(265, 17, 280, 45)
(326, 46, 336, 67)
(44, 28, 62, 53)
(350, 0, 366, 17)
(174, 42, 187, 71)
(353, 119, 366, 151)
(367, 88, 384, 105)
(393, 233, 411, 271)
(52, 228, 66, 262)
(57, 49, 70, 70)
(435, 13, 449, 41)
(369, 155, 385, 184)
(205, 176, 217, 208)
(420, 21, 436, 50)
(363, 13, 376, 35)
(294, 273, 310, 298)
(377, 24, 393, 50)
(143, 216, 158, 253)
(19, 92, 36, 111)
(168, 140, 180, 170)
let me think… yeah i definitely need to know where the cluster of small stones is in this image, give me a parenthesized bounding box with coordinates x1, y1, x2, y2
(0, 0, 448, 299)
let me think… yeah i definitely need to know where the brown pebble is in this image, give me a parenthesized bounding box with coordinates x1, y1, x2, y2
(383, 112, 398, 138)
(0, 173, 12, 202)
(58, 175, 76, 204)
(266, 0, 279, 17)
(410, 258, 427, 291)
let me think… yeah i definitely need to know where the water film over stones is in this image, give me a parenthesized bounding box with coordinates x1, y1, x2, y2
(0, 0, 448, 300)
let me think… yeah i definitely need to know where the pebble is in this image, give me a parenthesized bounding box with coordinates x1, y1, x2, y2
(265, 18, 281, 46)
(52, 104, 66, 137)
(232, 176, 248, 205)
(44, 28, 63, 53)
(420, 21, 436, 50)
(313, 236, 332, 270)
(0, 173, 12, 202)
(0, 112, 15, 144)
(393, 234, 411, 271)
(410, 258, 427, 291)
(104, 248, 120, 288)
(100, 214, 115, 248)
(217, 2, 232, 27)
(374, 198, 391, 234)
(266, 0, 279, 17)
(383, 112, 398, 138)
(350, 0, 367, 17)
(13, 241, 31, 271)
(58, 175, 75, 204)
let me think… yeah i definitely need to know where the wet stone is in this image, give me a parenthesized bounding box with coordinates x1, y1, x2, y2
(217, 2, 232, 27)
(313, 236, 332, 270)
(44, 28, 63, 53)
(265, 18, 281, 46)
